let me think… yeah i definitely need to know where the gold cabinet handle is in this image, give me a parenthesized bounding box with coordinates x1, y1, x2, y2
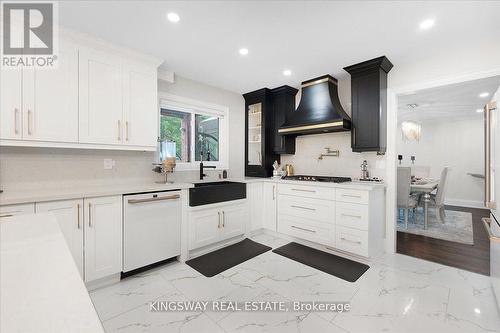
(125, 121, 129, 141)
(290, 205, 316, 211)
(291, 225, 316, 233)
(0, 214, 13, 218)
(127, 194, 180, 204)
(217, 211, 221, 228)
(341, 237, 362, 245)
(77, 203, 81, 229)
(14, 108, 19, 134)
(27, 109, 33, 135)
(272, 185, 275, 200)
(222, 211, 225, 227)
(88, 203, 92, 227)
(117, 120, 121, 141)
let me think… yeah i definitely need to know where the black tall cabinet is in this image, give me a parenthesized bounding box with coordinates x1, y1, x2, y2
(243, 88, 277, 177)
(271, 86, 298, 155)
(344, 56, 393, 154)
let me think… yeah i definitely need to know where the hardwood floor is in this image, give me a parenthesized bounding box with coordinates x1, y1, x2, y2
(397, 205, 490, 276)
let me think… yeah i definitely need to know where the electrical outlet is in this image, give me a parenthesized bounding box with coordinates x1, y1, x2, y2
(103, 159, 115, 170)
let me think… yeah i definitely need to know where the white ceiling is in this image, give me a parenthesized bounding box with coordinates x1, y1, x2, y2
(59, 1, 500, 94)
(398, 75, 500, 122)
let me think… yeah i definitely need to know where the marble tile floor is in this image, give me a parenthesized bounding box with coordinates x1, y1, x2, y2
(90, 233, 500, 333)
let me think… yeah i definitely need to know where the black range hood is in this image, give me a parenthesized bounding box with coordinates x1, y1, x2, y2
(278, 75, 351, 136)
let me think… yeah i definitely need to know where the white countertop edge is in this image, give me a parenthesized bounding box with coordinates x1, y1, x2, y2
(0, 213, 105, 333)
(238, 177, 386, 190)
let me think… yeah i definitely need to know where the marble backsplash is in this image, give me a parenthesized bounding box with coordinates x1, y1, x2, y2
(279, 131, 386, 180)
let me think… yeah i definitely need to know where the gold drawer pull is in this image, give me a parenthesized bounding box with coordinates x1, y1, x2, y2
(291, 205, 316, 211)
(341, 237, 362, 244)
(342, 194, 361, 198)
(291, 188, 316, 193)
(342, 213, 362, 218)
(291, 225, 316, 233)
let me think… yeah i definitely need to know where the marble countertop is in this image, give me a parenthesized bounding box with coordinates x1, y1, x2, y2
(0, 182, 194, 206)
(239, 177, 386, 191)
(0, 213, 105, 333)
(0, 176, 384, 206)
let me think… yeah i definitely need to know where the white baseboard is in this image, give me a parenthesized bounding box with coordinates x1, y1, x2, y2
(445, 198, 485, 209)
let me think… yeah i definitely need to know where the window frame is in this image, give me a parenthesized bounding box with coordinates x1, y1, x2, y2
(158, 92, 229, 171)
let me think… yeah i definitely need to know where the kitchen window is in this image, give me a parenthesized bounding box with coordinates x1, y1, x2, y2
(158, 93, 228, 170)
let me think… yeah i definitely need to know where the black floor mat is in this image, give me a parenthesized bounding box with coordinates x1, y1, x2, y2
(273, 242, 369, 282)
(186, 238, 271, 277)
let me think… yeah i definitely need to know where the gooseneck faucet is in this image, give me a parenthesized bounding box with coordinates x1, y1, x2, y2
(199, 151, 216, 180)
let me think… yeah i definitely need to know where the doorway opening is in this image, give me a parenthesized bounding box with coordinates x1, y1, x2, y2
(394, 75, 500, 275)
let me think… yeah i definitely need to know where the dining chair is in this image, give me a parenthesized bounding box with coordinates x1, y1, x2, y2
(428, 167, 450, 223)
(397, 167, 418, 228)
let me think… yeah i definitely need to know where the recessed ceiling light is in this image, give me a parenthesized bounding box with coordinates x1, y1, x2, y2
(419, 19, 435, 30)
(239, 48, 249, 56)
(476, 108, 484, 113)
(283, 69, 292, 76)
(167, 12, 180, 23)
(479, 92, 490, 98)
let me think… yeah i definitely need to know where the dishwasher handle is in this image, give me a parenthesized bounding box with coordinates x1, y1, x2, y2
(127, 194, 180, 204)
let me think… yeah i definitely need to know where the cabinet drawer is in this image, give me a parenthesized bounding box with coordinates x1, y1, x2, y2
(336, 188, 369, 204)
(335, 226, 368, 257)
(279, 195, 334, 224)
(278, 183, 335, 200)
(0, 203, 35, 217)
(336, 202, 369, 231)
(278, 215, 332, 246)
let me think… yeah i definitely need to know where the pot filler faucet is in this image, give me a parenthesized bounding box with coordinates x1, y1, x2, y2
(199, 151, 216, 180)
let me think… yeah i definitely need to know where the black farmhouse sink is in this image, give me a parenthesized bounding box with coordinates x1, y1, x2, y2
(189, 181, 246, 207)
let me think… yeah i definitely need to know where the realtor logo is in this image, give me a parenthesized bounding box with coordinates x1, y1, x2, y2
(1, 1, 58, 68)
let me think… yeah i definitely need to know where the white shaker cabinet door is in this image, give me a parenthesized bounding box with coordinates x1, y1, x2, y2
(262, 183, 277, 231)
(22, 44, 79, 142)
(79, 48, 123, 145)
(84, 196, 122, 282)
(122, 62, 158, 147)
(36, 199, 84, 277)
(220, 203, 246, 241)
(0, 67, 23, 140)
(189, 208, 221, 250)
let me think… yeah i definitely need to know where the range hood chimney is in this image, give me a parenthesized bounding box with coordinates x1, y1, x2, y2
(278, 75, 351, 136)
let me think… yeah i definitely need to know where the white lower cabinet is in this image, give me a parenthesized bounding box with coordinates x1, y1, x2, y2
(275, 183, 384, 258)
(84, 196, 122, 282)
(34, 196, 122, 282)
(0, 203, 35, 217)
(189, 201, 247, 251)
(36, 199, 84, 276)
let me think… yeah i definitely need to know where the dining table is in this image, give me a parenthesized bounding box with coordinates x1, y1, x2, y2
(411, 180, 439, 229)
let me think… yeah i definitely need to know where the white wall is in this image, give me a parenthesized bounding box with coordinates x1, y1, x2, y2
(0, 75, 244, 192)
(396, 117, 484, 208)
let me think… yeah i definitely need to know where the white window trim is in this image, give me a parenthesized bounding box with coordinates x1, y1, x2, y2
(158, 92, 229, 171)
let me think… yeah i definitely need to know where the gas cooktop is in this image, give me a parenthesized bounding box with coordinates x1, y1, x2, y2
(282, 175, 352, 183)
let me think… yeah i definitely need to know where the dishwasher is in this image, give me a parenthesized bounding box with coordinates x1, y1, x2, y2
(123, 190, 181, 273)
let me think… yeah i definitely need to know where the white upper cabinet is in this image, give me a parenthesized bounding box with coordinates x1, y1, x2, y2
(0, 32, 160, 151)
(122, 62, 158, 147)
(22, 44, 79, 143)
(0, 68, 23, 140)
(79, 48, 124, 145)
